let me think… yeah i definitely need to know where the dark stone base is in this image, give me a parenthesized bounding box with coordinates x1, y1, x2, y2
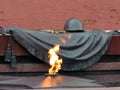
(0, 75, 103, 89)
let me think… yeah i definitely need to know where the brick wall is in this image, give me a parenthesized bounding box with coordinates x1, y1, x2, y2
(0, 0, 120, 30)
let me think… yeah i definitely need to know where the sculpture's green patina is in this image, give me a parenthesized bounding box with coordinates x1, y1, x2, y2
(64, 18, 84, 32)
(7, 26, 116, 71)
(2, 19, 120, 71)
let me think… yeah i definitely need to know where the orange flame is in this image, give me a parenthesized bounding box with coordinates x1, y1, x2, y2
(48, 44, 62, 75)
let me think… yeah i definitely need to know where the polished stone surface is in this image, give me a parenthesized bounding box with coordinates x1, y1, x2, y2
(0, 75, 103, 89)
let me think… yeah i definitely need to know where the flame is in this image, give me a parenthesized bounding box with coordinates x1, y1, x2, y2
(48, 44, 62, 75)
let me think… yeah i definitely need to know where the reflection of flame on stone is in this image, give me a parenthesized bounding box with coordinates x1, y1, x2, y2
(40, 76, 63, 87)
(58, 37, 67, 45)
(59, 33, 72, 45)
(48, 44, 62, 75)
(67, 33, 72, 39)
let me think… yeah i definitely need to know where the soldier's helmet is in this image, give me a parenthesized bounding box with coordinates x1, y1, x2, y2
(64, 18, 84, 32)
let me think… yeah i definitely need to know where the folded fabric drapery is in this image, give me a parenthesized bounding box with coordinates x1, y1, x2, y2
(6, 26, 119, 71)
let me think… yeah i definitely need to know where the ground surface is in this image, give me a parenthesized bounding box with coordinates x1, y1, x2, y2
(0, 74, 119, 90)
(0, 0, 120, 30)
